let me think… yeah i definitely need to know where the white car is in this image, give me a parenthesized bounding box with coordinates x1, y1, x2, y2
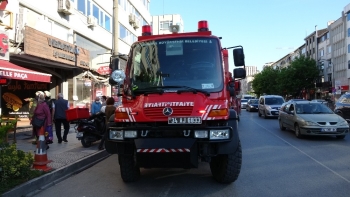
(241, 99, 248, 109)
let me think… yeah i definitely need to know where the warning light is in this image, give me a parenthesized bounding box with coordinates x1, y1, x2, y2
(0, 78, 7, 85)
(198, 20, 209, 32)
(142, 25, 152, 36)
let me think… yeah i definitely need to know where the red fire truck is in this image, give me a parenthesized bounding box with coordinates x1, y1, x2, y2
(105, 21, 246, 183)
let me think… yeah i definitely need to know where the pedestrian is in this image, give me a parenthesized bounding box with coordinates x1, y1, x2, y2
(91, 97, 102, 115)
(32, 93, 52, 149)
(44, 91, 54, 144)
(24, 91, 44, 144)
(98, 97, 116, 150)
(101, 96, 107, 107)
(52, 93, 70, 143)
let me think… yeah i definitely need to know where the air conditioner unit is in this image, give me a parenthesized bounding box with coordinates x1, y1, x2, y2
(129, 13, 135, 24)
(133, 18, 140, 29)
(58, 0, 74, 15)
(87, 15, 97, 27)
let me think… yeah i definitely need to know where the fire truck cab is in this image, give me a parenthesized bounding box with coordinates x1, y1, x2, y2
(105, 21, 246, 184)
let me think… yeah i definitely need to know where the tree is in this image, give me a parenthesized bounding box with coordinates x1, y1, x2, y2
(252, 55, 319, 98)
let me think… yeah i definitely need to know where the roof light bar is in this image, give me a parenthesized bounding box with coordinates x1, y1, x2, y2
(198, 20, 209, 32)
(142, 25, 152, 36)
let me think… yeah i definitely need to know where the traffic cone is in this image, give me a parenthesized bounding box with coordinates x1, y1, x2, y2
(32, 126, 52, 172)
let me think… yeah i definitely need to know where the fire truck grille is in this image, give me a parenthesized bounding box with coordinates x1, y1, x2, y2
(144, 107, 193, 120)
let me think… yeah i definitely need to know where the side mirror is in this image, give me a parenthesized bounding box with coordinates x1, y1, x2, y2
(233, 68, 246, 79)
(233, 48, 245, 66)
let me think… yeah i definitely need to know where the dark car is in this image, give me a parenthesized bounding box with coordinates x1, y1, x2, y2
(334, 93, 350, 121)
(246, 99, 259, 112)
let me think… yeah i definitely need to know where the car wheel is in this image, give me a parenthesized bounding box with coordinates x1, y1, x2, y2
(258, 110, 261, 117)
(264, 111, 268, 119)
(279, 119, 286, 131)
(336, 135, 346, 139)
(294, 124, 303, 139)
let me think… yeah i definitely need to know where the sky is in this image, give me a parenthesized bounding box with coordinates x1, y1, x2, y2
(149, 0, 350, 72)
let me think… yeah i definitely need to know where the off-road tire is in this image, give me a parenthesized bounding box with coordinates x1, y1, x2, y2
(81, 135, 92, 148)
(210, 141, 242, 183)
(119, 154, 140, 182)
(279, 119, 286, 131)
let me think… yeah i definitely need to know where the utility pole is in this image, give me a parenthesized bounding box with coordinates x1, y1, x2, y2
(112, 0, 118, 57)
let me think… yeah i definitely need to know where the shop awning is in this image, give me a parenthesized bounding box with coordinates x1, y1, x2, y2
(0, 60, 51, 83)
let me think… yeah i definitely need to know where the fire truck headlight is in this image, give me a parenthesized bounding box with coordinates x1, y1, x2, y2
(194, 130, 208, 138)
(209, 129, 230, 140)
(124, 131, 137, 138)
(110, 130, 123, 140)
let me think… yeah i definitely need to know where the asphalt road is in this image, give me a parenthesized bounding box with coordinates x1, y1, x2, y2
(34, 110, 350, 197)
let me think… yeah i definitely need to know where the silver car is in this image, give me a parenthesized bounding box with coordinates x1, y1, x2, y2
(278, 101, 349, 139)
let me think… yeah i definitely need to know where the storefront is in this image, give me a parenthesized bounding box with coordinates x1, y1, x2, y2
(10, 26, 90, 108)
(0, 60, 51, 118)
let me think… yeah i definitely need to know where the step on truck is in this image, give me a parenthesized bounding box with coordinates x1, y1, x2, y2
(105, 20, 246, 183)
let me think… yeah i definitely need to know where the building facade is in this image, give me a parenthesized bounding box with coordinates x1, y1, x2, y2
(151, 14, 184, 35)
(0, 0, 151, 119)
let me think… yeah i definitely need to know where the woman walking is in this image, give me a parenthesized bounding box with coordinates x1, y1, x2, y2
(32, 93, 52, 149)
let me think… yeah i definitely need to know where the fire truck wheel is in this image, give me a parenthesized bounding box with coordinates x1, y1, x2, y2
(210, 141, 242, 183)
(81, 135, 92, 148)
(119, 154, 140, 182)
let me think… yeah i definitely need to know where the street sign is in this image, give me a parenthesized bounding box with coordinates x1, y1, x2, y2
(96, 66, 111, 75)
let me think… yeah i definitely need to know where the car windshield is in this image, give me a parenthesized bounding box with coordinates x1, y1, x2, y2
(241, 99, 248, 103)
(265, 97, 284, 105)
(129, 37, 223, 95)
(250, 99, 258, 104)
(295, 103, 333, 114)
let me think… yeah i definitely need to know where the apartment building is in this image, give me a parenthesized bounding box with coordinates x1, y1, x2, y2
(0, 0, 151, 118)
(151, 14, 184, 35)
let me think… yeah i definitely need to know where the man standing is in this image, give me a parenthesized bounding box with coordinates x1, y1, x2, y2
(91, 97, 102, 115)
(52, 93, 70, 143)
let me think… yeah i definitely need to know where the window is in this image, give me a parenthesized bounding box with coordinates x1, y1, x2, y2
(77, 0, 85, 14)
(93, 4, 99, 21)
(99, 10, 103, 26)
(347, 14, 350, 21)
(105, 15, 111, 32)
(348, 60, 350, 69)
(320, 49, 324, 57)
(327, 46, 331, 54)
(348, 44, 350, 53)
(348, 28, 350, 37)
(87, 0, 91, 15)
(160, 21, 172, 30)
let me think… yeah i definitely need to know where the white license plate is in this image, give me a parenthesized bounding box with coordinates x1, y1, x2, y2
(76, 132, 84, 138)
(168, 117, 202, 124)
(321, 128, 337, 132)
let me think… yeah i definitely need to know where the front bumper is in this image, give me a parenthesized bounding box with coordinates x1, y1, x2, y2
(299, 126, 349, 136)
(265, 110, 279, 117)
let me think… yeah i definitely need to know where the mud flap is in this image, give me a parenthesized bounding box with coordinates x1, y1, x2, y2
(135, 138, 198, 168)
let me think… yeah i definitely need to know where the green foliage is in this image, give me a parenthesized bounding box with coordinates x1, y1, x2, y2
(0, 119, 16, 145)
(0, 144, 36, 189)
(252, 55, 318, 97)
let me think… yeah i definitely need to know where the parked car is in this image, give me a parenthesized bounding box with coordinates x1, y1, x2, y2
(334, 93, 350, 121)
(279, 100, 349, 139)
(241, 99, 248, 109)
(258, 95, 285, 118)
(311, 99, 328, 106)
(246, 99, 259, 112)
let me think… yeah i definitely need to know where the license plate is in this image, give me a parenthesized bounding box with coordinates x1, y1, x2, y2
(321, 128, 337, 132)
(168, 117, 202, 124)
(76, 132, 84, 138)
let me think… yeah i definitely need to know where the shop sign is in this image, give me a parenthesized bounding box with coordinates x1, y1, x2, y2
(96, 66, 111, 75)
(0, 30, 9, 60)
(23, 26, 90, 69)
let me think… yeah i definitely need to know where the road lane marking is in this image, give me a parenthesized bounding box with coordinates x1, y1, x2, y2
(253, 120, 350, 184)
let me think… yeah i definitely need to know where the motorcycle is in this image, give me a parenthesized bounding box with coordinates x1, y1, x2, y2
(74, 112, 106, 148)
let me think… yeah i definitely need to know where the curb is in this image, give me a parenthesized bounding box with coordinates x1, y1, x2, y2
(2, 150, 110, 197)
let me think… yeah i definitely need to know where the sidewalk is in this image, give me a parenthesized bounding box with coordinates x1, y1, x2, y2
(2, 124, 110, 197)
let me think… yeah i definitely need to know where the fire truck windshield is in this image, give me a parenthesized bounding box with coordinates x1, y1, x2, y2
(129, 37, 223, 94)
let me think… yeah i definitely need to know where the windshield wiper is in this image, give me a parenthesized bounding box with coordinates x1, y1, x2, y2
(176, 86, 210, 96)
(133, 87, 164, 95)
